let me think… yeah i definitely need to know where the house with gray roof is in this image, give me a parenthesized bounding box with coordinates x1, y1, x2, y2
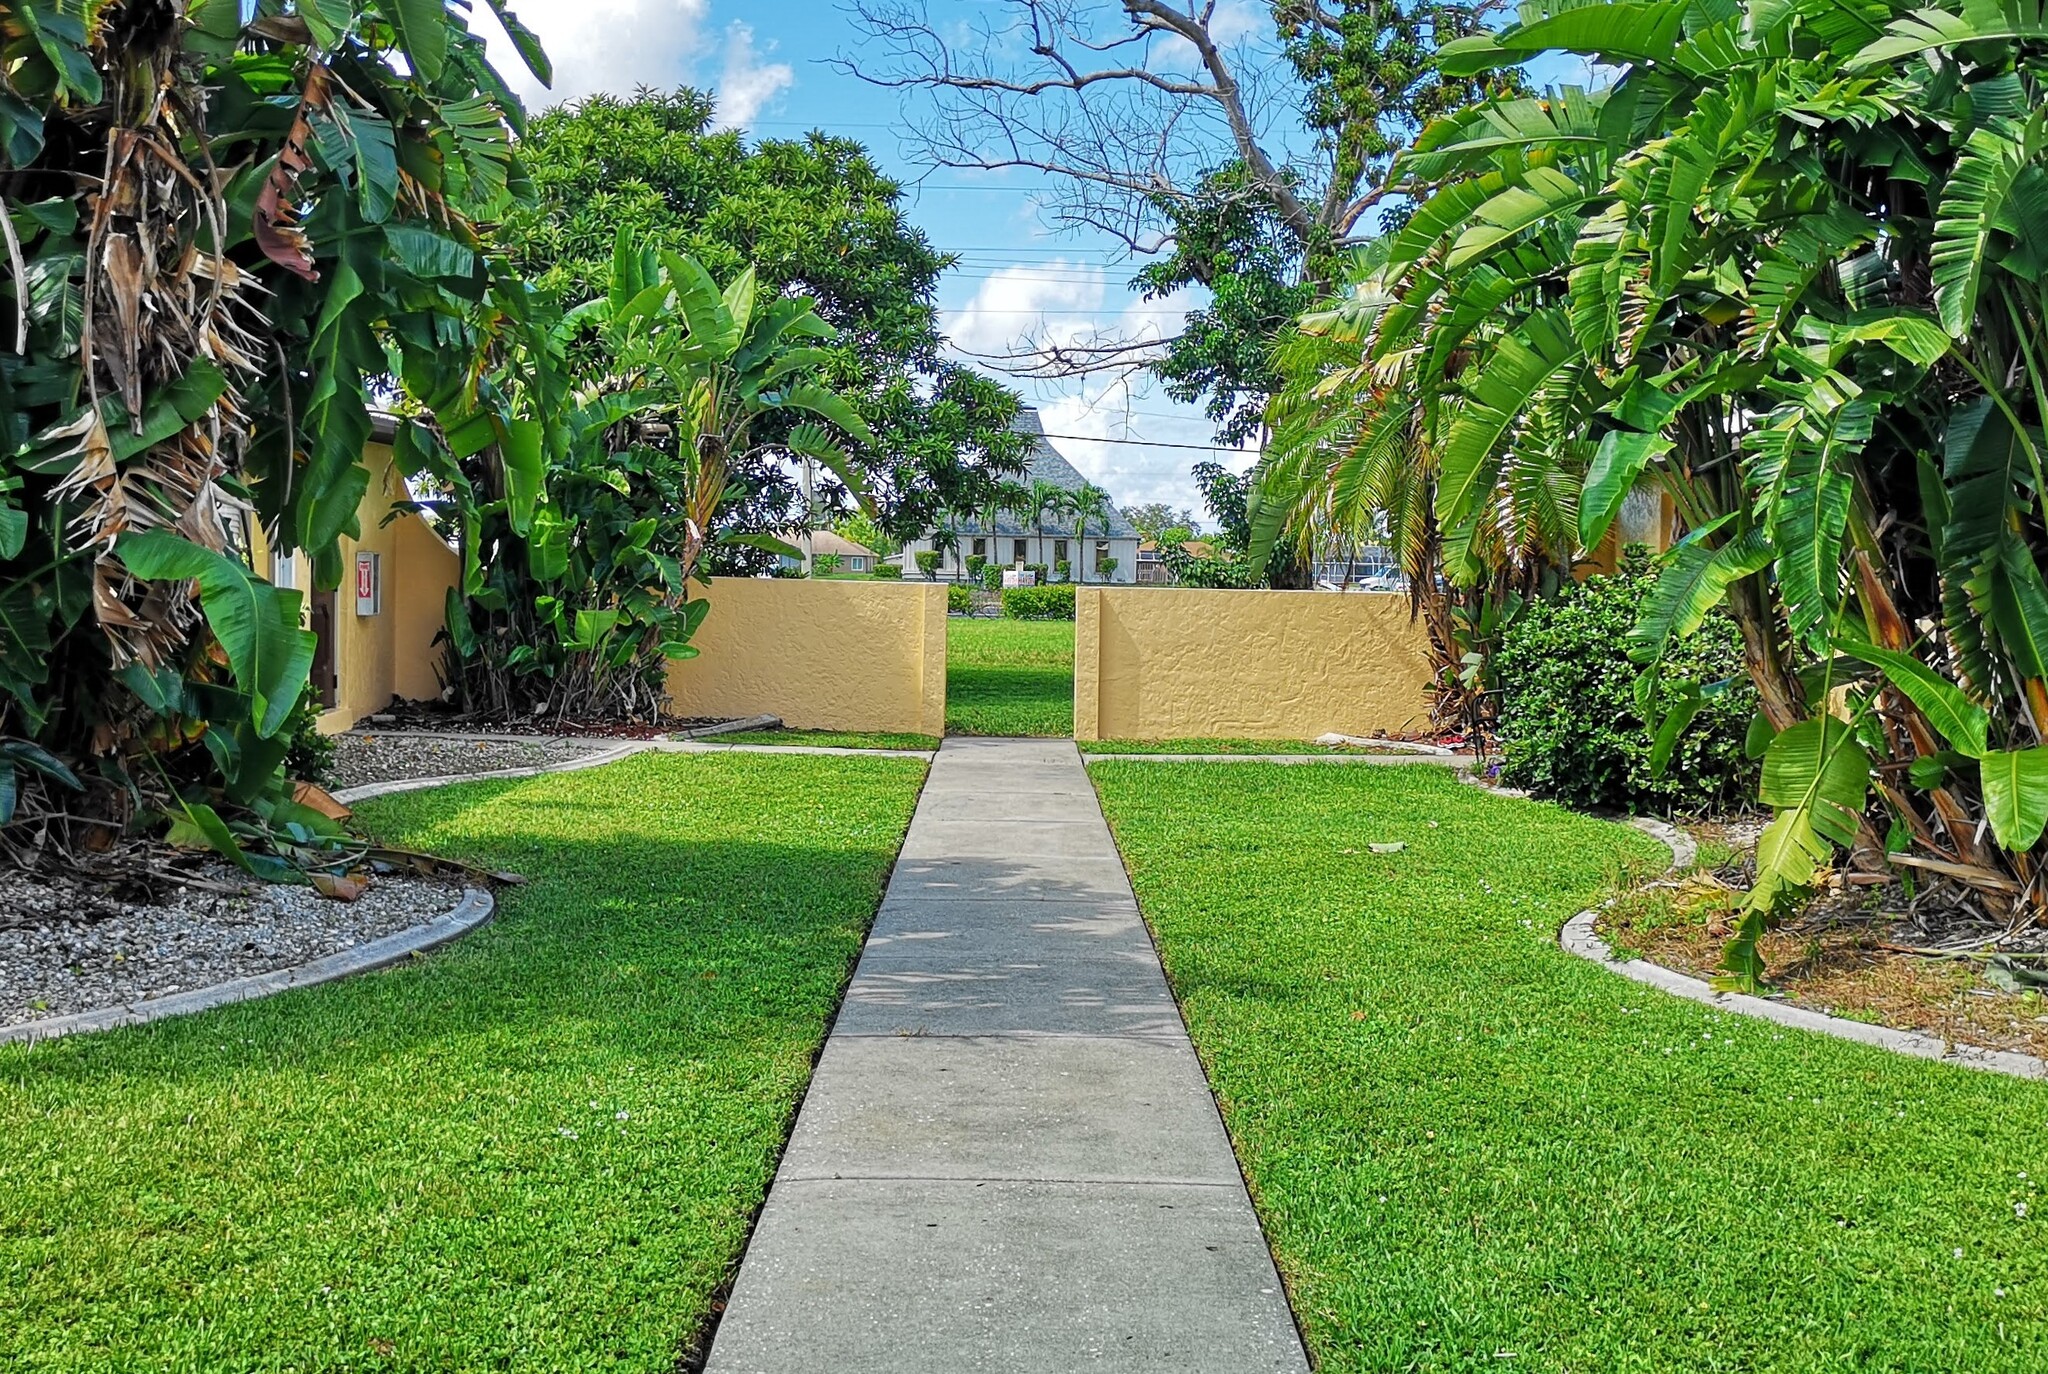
(900, 409, 1142, 583)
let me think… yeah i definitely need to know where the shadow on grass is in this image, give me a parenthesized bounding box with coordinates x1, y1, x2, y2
(0, 752, 926, 1373)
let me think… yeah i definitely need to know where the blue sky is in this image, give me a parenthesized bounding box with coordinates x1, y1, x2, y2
(471, 0, 1276, 515)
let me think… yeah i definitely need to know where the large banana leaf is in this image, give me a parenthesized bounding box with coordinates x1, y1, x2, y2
(1980, 746, 2048, 850)
(1629, 521, 1773, 660)
(1434, 308, 1582, 531)
(1929, 111, 2048, 338)
(117, 531, 317, 740)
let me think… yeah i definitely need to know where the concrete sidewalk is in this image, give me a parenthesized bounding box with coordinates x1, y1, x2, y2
(703, 737, 1308, 1373)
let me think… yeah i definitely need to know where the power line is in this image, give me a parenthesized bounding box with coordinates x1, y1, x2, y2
(1039, 431, 1254, 453)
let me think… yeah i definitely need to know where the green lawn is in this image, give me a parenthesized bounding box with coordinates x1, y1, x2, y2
(711, 729, 939, 751)
(1079, 737, 1399, 754)
(946, 617, 1074, 736)
(0, 751, 925, 1373)
(1091, 759, 2048, 1373)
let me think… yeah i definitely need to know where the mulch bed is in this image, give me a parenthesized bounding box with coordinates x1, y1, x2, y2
(1599, 820, 2048, 1060)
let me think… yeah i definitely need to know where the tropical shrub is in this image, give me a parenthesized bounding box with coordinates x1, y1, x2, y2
(914, 550, 941, 579)
(870, 563, 903, 579)
(1025, 563, 1050, 583)
(814, 553, 845, 576)
(1003, 585, 1076, 620)
(434, 234, 873, 723)
(283, 695, 337, 787)
(1053, 559, 1072, 582)
(1498, 557, 1757, 814)
(0, 0, 537, 854)
(981, 566, 1005, 591)
(1097, 557, 1119, 579)
(947, 584, 974, 614)
(1254, 0, 2048, 982)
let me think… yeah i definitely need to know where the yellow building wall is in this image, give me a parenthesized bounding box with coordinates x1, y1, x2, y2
(253, 441, 460, 735)
(665, 578, 948, 735)
(1074, 586, 1435, 741)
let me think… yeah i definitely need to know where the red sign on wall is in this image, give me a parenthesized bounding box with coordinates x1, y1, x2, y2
(355, 552, 380, 616)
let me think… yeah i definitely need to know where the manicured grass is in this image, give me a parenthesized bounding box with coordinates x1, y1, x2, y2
(1090, 760, 2048, 1372)
(0, 751, 925, 1373)
(712, 729, 939, 751)
(946, 617, 1074, 736)
(1080, 737, 1393, 754)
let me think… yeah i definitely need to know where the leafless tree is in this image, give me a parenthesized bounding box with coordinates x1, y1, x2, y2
(842, 1, 1500, 381)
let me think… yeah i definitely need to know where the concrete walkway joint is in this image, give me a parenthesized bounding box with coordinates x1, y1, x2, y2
(705, 737, 1309, 1373)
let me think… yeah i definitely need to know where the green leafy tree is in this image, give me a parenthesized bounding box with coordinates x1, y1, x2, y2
(499, 89, 1029, 559)
(1254, 0, 2048, 979)
(0, 0, 538, 850)
(1121, 503, 1199, 545)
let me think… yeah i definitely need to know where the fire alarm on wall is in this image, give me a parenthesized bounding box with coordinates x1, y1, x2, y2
(355, 551, 381, 616)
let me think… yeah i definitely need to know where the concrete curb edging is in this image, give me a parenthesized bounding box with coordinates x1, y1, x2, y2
(0, 888, 495, 1047)
(1565, 818, 2047, 1080)
(658, 740, 938, 760)
(1082, 751, 1475, 767)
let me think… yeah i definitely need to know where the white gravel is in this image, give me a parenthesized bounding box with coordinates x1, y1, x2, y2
(0, 863, 466, 1026)
(328, 733, 608, 789)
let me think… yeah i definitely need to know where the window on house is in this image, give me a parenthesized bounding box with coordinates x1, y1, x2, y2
(849, 556, 866, 571)
(1013, 539, 1028, 564)
(971, 537, 986, 559)
(1095, 540, 1110, 571)
(1053, 539, 1069, 565)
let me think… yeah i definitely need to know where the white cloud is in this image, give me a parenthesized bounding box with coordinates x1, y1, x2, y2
(944, 261, 1111, 358)
(1207, 0, 1269, 47)
(711, 21, 794, 129)
(472, 0, 790, 123)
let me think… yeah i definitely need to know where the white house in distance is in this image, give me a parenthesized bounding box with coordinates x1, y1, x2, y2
(901, 409, 1141, 582)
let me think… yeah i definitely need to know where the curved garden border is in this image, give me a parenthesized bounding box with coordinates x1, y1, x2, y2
(0, 742, 663, 1048)
(0, 888, 494, 1047)
(1567, 817, 2047, 1081)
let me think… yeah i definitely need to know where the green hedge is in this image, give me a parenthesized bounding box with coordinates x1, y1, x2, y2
(947, 584, 974, 614)
(1496, 552, 1757, 813)
(1001, 584, 1075, 620)
(869, 563, 902, 579)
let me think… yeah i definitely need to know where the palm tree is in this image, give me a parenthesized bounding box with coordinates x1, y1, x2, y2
(1069, 484, 1114, 582)
(1028, 479, 1074, 576)
(978, 477, 1033, 567)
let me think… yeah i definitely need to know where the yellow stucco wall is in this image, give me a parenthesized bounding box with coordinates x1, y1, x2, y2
(1074, 586, 1434, 741)
(665, 578, 948, 734)
(253, 442, 460, 734)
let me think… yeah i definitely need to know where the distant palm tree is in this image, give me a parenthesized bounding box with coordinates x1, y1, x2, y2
(1029, 479, 1073, 574)
(981, 478, 1033, 565)
(1068, 484, 1113, 583)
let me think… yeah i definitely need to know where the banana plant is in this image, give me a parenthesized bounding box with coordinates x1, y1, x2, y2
(425, 231, 875, 721)
(1253, 0, 2048, 980)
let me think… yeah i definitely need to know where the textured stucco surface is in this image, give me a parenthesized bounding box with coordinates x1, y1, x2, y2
(1074, 586, 1433, 741)
(253, 442, 460, 734)
(665, 578, 948, 733)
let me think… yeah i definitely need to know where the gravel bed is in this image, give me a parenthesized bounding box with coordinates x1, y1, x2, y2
(0, 864, 467, 1026)
(328, 733, 609, 789)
